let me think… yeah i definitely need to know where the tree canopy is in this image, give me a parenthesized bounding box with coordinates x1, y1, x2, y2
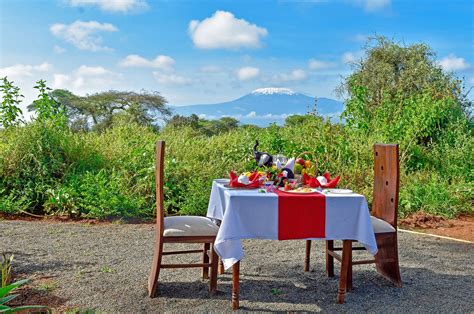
(341, 37, 471, 143)
(29, 89, 170, 131)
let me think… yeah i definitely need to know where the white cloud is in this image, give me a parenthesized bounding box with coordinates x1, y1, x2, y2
(351, 0, 391, 12)
(153, 72, 193, 86)
(0, 62, 52, 80)
(273, 69, 308, 83)
(438, 54, 470, 71)
(65, 0, 148, 13)
(119, 54, 175, 70)
(54, 45, 66, 54)
(52, 65, 122, 93)
(308, 59, 336, 71)
(50, 20, 118, 51)
(236, 66, 260, 81)
(188, 11, 268, 49)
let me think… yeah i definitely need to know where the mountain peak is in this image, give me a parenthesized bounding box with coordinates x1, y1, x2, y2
(251, 87, 296, 96)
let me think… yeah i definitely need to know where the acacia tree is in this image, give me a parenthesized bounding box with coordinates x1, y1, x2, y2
(29, 89, 170, 131)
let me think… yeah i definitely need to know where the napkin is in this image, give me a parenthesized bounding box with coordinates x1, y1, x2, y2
(229, 171, 261, 188)
(283, 157, 295, 172)
(303, 172, 340, 188)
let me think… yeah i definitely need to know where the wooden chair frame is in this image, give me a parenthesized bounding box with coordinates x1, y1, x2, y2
(148, 141, 219, 298)
(305, 144, 402, 303)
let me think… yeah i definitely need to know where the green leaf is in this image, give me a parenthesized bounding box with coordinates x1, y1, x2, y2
(0, 294, 18, 305)
(0, 280, 29, 298)
(9, 305, 51, 313)
(0, 304, 11, 311)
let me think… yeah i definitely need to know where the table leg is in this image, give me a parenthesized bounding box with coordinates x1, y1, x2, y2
(304, 240, 311, 272)
(232, 261, 240, 310)
(337, 240, 352, 304)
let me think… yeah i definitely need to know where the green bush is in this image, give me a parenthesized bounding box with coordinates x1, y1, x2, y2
(1, 113, 472, 219)
(1, 38, 472, 220)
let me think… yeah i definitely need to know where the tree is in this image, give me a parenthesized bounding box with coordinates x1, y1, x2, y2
(340, 36, 472, 166)
(29, 89, 170, 131)
(0, 77, 23, 128)
(341, 37, 470, 133)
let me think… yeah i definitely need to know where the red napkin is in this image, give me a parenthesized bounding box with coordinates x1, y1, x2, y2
(303, 172, 340, 188)
(303, 173, 321, 188)
(229, 171, 261, 188)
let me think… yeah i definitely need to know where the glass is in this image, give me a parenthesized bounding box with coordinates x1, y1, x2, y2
(273, 154, 288, 166)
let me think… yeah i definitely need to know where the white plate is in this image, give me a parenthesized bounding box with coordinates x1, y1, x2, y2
(325, 189, 353, 194)
(278, 187, 320, 194)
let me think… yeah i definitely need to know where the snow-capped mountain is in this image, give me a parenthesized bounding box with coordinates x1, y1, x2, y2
(171, 87, 344, 126)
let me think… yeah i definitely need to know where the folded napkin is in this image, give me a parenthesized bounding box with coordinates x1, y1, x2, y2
(303, 172, 340, 188)
(229, 171, 262, 188)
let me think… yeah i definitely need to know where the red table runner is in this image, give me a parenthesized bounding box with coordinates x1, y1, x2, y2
(275, 190, 326, 240)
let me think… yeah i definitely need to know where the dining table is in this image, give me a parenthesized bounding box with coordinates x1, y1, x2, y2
(206, 178, 378, 309)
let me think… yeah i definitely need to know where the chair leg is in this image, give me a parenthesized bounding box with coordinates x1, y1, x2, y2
(336, 240, 352, 304)
(148, 236, 164, 298)
(209, 243, 218, 294)
(232, 261, 240, 310)
(202, 243, 210, 279)
(326, 240, 334, 277)
(219, 259, 225, 275)
(375, 233, 402, 287)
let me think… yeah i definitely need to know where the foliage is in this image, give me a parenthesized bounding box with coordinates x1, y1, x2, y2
(0, 77, 23, 128)
(167, 114, 239, 136)
(0, 279, 50, 313)
(31, 80, 67, 128)
(0, 37, 472, 220)
(1, 253, 13, 288)
(42, 89, 170, 132)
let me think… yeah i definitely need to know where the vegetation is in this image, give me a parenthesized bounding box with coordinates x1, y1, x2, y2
(29, 89, 170, 132)
(0, 38, 472, 219)
(1, 253, 13, 288)
(0, 279, 51, 313)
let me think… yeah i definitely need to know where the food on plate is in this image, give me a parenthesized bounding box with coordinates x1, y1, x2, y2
(294, 187, 314, 193)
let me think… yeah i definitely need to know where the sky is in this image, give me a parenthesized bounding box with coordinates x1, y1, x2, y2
(0, 0, 473, 118)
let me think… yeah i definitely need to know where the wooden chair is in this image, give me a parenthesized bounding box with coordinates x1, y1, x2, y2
(148, 141, 219, 298)
(305, 144, 402, 292)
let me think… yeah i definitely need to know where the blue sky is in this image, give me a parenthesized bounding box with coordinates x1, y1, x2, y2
(0, 0, 473, 116)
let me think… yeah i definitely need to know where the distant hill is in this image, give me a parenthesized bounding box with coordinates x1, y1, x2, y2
(170, 87, 344, 126)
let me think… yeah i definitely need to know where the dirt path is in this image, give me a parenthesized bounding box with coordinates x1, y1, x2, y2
(400, 214, 474, 242)
(1, 220, 473, 312)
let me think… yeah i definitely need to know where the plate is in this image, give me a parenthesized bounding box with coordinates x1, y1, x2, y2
(224, 184, 261, 190)
(278, 187, 320, 194)
(325, 189, 353, 194)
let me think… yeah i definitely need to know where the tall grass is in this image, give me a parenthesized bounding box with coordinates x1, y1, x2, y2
(0, 116, 472, 219)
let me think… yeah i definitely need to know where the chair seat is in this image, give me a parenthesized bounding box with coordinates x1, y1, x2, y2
(371, 216, 396, 233)
(164, 216, 219, 237)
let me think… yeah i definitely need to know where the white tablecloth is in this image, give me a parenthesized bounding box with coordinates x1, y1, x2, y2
(207, 179, 378, 269)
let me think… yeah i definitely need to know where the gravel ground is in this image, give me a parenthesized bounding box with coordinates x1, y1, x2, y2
(1, 220, 473, 313)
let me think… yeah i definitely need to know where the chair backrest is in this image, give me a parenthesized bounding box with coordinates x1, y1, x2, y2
(155, 141, 165, 236)
(372, 144, 399, 229)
